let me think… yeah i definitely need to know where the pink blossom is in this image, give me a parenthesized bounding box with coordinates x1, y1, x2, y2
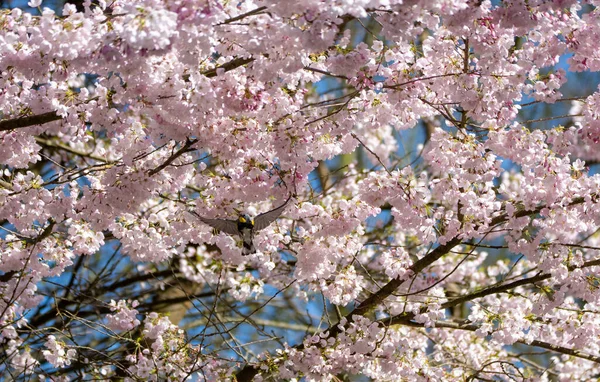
(1, 0, 600, 380)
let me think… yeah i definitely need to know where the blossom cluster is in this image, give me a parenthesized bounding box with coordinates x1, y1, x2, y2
(1, 0, 600, 380)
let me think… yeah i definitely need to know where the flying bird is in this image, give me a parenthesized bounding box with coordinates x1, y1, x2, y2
(190, 194, 292, 255)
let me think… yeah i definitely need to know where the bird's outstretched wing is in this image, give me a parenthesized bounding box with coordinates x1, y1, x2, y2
(254, 194, 292, 231)
(189, 211, 239, 236)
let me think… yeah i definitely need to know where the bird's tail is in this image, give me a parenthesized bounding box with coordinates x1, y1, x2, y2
(242, 241, 255, 256)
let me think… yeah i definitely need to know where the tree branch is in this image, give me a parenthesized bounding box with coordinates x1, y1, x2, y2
(0, 111, 62, 132)
(393, 319, 600, 364)
(216, 6, 268, 25)
(147, 138, 198, 176)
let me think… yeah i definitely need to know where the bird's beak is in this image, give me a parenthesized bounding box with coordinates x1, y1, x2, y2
(239, 216, 247, 223)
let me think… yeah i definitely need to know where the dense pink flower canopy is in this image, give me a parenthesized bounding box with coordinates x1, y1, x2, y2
(1, 0, 600, 380)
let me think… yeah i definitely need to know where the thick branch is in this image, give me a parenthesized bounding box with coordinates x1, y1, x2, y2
(0, 111, 62, 132)
(201, 57, 255, 78)
(352, 237, 463, 318)
(217, 6, 268, 25)
(442, 256, 600, 311)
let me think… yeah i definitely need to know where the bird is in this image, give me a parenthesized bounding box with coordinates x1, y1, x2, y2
(190, 194, 292, 255)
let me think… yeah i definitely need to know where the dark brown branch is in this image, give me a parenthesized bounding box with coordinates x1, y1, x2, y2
(352, 236, 463, 318)
(442, 256, 600, 311)
(147, 138, 198, 176)
(0, 97, 98, 133)
(216, 6, 268, 25)
(201, 57, 255, 78)
(351, 132, 391, 175)
(0, 111, 62, 132)
(303, 67, 349, 80)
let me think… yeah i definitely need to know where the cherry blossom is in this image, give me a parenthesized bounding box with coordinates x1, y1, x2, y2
(42, 335, 76, 369)
(1, 0, 600, 380)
